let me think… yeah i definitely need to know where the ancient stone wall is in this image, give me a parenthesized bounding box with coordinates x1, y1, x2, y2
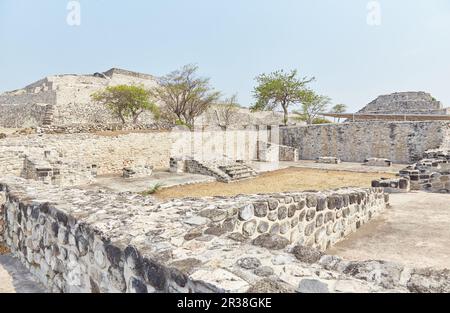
(280, 121, 449, 164)
(0, 129, 272, 185)
(0, 179, 212, 293)
(0, 91, 55, 128)
(233, 188, 387, 251)
(0, 175, 388, 292)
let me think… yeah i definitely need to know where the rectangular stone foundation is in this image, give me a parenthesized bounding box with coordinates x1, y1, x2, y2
(0, 176, 388, 292)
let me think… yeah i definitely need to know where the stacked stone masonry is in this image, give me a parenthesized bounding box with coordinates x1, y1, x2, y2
(0, 176, 385, 292)
(1, 176, 449, 293)
(398, 149, 450, 193)
(281, 121, 450, 164)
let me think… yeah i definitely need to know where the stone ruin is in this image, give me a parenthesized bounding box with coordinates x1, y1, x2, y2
(316, 157, 341, 164)
(356, 91, 450, 116)
(364, 158, 392, 167)
(0, 68, 292, 132)
(1, 72, 450, 293)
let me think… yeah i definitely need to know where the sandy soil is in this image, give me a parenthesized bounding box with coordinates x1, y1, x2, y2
(155, 167, 396, 200)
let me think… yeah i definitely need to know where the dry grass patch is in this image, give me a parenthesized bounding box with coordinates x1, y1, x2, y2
(155, 167, 396, 200)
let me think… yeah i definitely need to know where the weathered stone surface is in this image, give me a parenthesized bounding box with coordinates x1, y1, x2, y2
(169, 258, 202, 275)
(239, 204, 254, 221)
(252, 234, 290, 250)
(306, 209, 316, 222)
(277, 206, 288, 220)
(407, 268, 450, 293)
(306, 195, 317, 208)
(236, 257, 261, 270)
(257, 221, 269, 233)
(254, 266, 274, 277)
(198, 209, 228, 222)
(304, 222, 315, 236)
(246, 278, 295, 293)
(281, 121, 449, 164)
(298, 279, 329, 293)
(292, 245, 324, 264)
(268, 199, 279, 211)
(143, 258, 167, 291)
(129, 277, 148, 293)
(253, 202, 269, 217)
(242, 220, 257, 237)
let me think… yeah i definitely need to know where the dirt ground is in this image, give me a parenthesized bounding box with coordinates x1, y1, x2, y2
(328, 191, 450, 270)
(155, 167, 396, 200)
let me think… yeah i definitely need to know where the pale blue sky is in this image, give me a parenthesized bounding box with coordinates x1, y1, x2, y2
(1, 0, 449, 112)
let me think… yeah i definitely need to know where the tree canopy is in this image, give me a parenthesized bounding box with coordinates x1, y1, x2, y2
(293, 91, 331, 125)
(250, 69, 315, 125)
(91, 85, 159, 124)
(152, 64, 221, 128)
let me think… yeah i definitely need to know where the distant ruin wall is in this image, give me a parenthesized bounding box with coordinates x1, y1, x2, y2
(0, 90, 56, 128)
(0, 129, 266, 182)
(280, 121, 449, 164)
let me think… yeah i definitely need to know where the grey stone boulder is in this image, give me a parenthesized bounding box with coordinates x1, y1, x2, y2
(292, 245, 324, 264)
(298, 279, 329, 293)
(236, 257, 261, 270)
(254, 266, 275, 277)
(252, 234, 290, 250)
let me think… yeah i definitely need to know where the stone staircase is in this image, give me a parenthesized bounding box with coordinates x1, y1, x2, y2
(42, 105, 54, 126)
(185, 159, 258, 183)
(218, 163, 257, 181)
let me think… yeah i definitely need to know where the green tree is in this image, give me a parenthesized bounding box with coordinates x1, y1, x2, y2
(293, 91, 331, 125)
(153, 64, 221, 128)
(330, 103, 347, 122)
(250, 69, 315, 125)
(91, 85, 159, 124)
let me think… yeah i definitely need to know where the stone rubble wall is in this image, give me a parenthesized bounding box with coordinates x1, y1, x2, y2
(278, 144, 299, 162)
(0, 82, 56, 128)
(0, 179, 217, 293)
(280, 121, 449, 164)
(1, 176, 448, 293)
(0, 129, 270, 186)
(0, 175, 388, 292)
(371, 178, 411, 193)
(234, 188, 387, 251)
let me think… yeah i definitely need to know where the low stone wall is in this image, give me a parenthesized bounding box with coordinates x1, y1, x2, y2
(0, 175, 389, 292)
(241, 188, 387, 251)
(278, 144, 298, 162)
(0, 179, 218, 293)
(0, 129, 271, 184)
(371, 178, 411, 193)
(280, 121, 449, 163)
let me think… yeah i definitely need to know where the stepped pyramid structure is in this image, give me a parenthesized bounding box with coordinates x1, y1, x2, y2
(357, 91, 450, 116)
(0, 68, 158, 128)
